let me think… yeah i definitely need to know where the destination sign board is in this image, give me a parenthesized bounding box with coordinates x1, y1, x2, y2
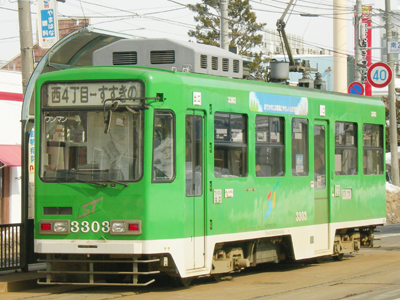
(42, 81, 144, 107)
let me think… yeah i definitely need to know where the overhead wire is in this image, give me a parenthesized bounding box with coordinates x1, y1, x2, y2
(0, 0, 395, 64)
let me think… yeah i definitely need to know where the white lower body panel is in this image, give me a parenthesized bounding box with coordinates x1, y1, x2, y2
(35, 217, 385, 278)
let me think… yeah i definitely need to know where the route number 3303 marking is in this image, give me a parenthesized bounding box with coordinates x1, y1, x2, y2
(296, 211, 307, 222)
(71, 221, 110, 233)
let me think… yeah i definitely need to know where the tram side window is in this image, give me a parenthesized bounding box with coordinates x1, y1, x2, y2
(335, 122, 357, 175)
(363, 124, 383, 175)
(292, 118, 309, 176)
(214, 113, 247, 177)
(152, 110, 175, 182)
(255, 115, 284, 177)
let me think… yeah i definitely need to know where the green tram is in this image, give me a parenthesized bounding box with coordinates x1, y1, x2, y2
(34, 39, 386, 286)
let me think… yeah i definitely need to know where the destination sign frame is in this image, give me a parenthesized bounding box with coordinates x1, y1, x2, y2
(42, 81, 144, 107)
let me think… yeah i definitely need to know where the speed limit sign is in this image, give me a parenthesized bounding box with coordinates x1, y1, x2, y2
(367, 62, 393, 88)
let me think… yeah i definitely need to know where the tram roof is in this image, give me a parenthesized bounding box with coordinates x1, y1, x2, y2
(22, 26, 384, 124)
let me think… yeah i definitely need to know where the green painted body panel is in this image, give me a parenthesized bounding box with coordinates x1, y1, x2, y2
(34, 66, 386, 244)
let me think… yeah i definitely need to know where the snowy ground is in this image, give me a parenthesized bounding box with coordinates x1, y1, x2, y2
(386, 182, 400, 224)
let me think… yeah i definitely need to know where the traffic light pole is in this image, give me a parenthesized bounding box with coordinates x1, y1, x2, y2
(386, 0, 399, 186)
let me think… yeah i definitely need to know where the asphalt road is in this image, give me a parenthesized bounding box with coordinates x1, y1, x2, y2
(3, 224, 400, 300)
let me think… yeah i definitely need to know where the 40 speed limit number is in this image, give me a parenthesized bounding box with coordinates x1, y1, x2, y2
(71, 220, 110, 233)
(367, 62, 392, 88)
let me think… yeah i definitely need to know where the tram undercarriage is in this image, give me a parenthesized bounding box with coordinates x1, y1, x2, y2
(36, 226, 377, 286)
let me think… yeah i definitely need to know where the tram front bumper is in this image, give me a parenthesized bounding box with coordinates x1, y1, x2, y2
(35, 239, 143, 254)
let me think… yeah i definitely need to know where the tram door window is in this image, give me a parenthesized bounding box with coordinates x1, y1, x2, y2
(314, 125, 326, 189)
(185, 115, 203, 196)
(255, 115, 285, 177)
(314, 121, 329, 251)
(335, 122, 357, 175)
(291, 118, 309, 176)
(185, 111, 205, 269)
(363, 124, 383, 175)
(214, 113, 247, 177)
(152, 110, 175, 182)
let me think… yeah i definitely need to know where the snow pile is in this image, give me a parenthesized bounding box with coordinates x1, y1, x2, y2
(386, 182, 400, 224)
(385, 147, 400, 165)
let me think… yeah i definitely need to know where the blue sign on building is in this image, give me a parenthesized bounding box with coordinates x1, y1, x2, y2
(37, 0, 59, 49)
(41, 9, 56, 39)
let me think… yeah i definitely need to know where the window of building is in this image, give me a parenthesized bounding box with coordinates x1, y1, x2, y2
(363, 124, 383, 175)
(255, 115, 284, 177)
(335, 122, 357, 175)
(292, 118, 309, 176)
(152, 110, 175, 182)
(214, 113, 247, 177)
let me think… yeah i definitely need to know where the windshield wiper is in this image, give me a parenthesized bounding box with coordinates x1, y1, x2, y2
(70, 177, 107, 187)
(70, 169, 128, 188)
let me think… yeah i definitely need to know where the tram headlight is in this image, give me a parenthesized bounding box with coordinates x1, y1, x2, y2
(110, 220, 142, 235)
(54, 221, 68, 233)
(111, 222, 126, 233)
(39, 220, 70, 235)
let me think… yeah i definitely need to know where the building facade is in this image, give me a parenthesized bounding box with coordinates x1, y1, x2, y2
(0, 70, 22, 224)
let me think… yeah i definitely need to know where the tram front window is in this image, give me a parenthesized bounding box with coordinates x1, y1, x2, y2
(40, 110, 143, 182)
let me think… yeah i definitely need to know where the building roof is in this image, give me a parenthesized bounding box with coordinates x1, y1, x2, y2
(0, 145, 21, 167)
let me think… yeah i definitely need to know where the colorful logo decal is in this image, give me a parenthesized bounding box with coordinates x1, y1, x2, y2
(249, 91, 308, 115)
(264, 180, 280, 219)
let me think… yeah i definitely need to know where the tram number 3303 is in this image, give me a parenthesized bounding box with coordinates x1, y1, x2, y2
(295, 211, 307, 222)
(71, 221, 110, 233)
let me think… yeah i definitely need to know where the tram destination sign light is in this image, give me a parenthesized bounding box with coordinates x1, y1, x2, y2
(367, 62, 393, 88)
(43, 81, 143, 107)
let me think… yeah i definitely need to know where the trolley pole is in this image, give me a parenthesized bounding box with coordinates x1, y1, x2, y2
(386, 0, 400, 186)
(18, 0, 34, 93)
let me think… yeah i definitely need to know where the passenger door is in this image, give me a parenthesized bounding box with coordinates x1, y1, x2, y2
(314, 120, 330, 251)
(185, 110, 205, 269)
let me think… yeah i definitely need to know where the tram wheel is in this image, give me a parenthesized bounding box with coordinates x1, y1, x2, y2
(333, 254, 344, 261)
(211, 274, 223, 282)
(314, 256, 324, 264)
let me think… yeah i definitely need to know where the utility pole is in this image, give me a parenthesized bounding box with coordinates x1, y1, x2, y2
(354, 0, 362, 83)
(386, 0, 400, 186)
(18, 0, 34, 94)
(18, 0, 34, 272)
(220, 0, 229, 51)
(333, 0, 347, 93)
